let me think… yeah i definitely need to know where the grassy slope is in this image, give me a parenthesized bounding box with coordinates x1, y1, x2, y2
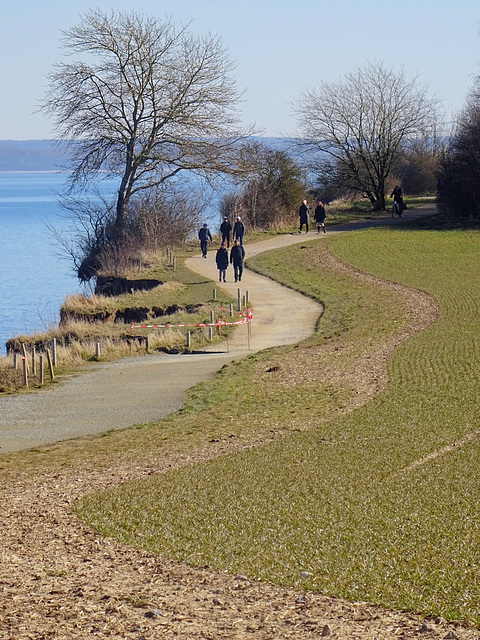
(74, 222, 480, 623)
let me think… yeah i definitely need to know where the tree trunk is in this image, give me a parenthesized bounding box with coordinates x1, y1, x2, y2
(116, 190, 127, 232)
(372, 193, 386, 210)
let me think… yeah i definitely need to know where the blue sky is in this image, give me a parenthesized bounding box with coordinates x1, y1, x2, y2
(2, 0, 479, 140)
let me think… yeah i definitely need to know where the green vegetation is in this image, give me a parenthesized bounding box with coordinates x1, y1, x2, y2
(74, 221, 480, 623)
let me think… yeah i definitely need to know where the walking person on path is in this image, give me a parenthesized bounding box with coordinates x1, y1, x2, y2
(219, 216, 232, 248)
(298, 199, 310, 233)
(233, 216, 245, 245)
(198, 223, 213, 258)
(314, 200, 326, 233)
(230, 239, 245, 282)
(215, 242, 229, 282)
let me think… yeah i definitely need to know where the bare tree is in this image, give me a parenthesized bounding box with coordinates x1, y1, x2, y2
(42, 9, 254, 239)
(293, 61, 441, 210)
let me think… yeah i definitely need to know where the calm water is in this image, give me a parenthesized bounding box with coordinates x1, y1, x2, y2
(0, 172, 221, 353)
(0, 173, 118, 352)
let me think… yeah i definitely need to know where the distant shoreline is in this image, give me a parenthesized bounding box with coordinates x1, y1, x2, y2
(0, 170, 69, 174)
(0, 137, 293, 172)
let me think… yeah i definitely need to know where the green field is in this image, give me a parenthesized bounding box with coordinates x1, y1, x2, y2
(76, 221, 480, 624)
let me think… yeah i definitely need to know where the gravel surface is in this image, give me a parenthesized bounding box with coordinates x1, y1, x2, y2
(0, 238, 322, 453)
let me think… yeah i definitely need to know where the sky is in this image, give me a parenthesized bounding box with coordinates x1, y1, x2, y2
(1, 0, 479, 140)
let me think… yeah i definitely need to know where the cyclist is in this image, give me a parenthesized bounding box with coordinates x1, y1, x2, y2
(390, 185, 404, 217)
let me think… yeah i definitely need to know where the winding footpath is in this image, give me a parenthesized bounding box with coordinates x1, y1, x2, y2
(0, 208, 434, 453)
(1, 231, 321, 453)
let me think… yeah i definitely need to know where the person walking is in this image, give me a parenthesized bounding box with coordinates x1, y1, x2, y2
(219, 216, 232, 248)
(215, 242, 229, 282)
(233, 216, 245, 245)
(230, 239, 245, 282)
(198, 223, 213, 258)
(314, 200, 326, 233)
(298, 199, 310, 233)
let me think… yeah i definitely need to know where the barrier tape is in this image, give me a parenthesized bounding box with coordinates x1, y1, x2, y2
(130, 308, 252, 331)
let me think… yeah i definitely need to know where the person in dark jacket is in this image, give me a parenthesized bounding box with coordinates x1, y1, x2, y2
(219, 216, 232, 248)
(230, 239, 245, 282)
(390, 185, 404, 214)
(298, 199, 310, 233)
(198, 223, 213, 258)
(314, 200, 326, 233)
(215, 242, 229, 282)
(233, 216, 245, 245)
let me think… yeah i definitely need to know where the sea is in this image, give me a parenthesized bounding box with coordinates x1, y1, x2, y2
(0, 171, 222, 353)
(0, 172, 120, 353)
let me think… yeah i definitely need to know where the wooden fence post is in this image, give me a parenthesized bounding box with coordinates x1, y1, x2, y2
(21, 344, 28, 387)
(46, 350, 55, 381)
(22, 358, 28, 387)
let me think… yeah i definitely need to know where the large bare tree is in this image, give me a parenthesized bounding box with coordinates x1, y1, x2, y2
(42, 9, 253, 235)
(293, 61, 441, 209)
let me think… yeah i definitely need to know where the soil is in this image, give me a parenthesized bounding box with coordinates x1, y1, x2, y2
(2, 207, 478, 639)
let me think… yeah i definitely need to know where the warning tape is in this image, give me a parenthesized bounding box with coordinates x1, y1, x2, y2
(130, 308, 253, 331)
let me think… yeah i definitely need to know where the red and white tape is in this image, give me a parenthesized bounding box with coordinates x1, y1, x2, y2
(130, 308, 253, 331)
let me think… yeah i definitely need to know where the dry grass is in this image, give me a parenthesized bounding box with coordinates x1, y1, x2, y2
(62, 281, 185, 316)
(1, 242, 236, 393)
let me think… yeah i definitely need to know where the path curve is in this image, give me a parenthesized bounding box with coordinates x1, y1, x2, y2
(0, 207, 433, 453)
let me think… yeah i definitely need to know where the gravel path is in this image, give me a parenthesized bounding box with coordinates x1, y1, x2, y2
(0, 231, 322, 453)
(0, 207, 434, 454)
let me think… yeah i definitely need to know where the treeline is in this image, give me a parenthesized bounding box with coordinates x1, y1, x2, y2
(437, 82, 480, 220)
(0, 140, 71, 172)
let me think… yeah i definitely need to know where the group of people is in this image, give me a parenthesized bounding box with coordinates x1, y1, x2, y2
(198, 216, 246, 283)
(199, 200, 329, 284)
(298, 199, 327, 234)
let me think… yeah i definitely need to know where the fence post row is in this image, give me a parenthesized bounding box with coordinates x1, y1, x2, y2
(14, 344, 55, 385)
